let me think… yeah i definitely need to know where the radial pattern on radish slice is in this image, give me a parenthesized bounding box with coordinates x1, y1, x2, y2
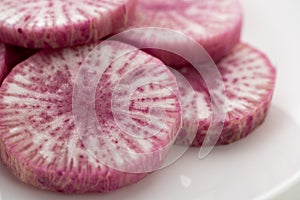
(0, 41, 181, 193)
(0, 43, 8, 85)
(124, 0, 243, 64)
(177, 43, 276, 146)
(0, 0, 136, 48)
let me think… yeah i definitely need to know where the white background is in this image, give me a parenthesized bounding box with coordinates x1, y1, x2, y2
(241, 0, 300, 198)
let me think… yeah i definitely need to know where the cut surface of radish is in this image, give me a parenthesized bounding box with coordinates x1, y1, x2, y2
(0, 43, 8, 85)
(0, 41, 181, 193)
(124, 0, 243, 63)
(0, 0, 136, 48)
(178, 43, 276, 146)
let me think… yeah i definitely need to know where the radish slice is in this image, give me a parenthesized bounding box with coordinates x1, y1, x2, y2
(178, 43, 276, 146)
(124, 0, 243, 64)
(0, 43, 7, 85)
(0, 0, 136, 48)
(0, 41, 181, 193)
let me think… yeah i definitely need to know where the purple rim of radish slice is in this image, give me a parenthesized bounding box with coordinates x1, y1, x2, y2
(123, 0, 243, 64)
(0, 41, 181, 193)
(0, 0, 136, 48)
(0, 43, 8, 85)
(177, 43, 277, 146)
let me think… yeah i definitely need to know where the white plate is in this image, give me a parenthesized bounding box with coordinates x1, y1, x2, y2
(1, 0, 300, 199)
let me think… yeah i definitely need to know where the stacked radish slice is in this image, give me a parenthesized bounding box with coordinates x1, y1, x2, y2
(0, 0, 276, 194)
(0, 0, 136, 48)
(125, 0, 243, 64)
(0, 42, 181, 193)
(177, 44, 276, 146)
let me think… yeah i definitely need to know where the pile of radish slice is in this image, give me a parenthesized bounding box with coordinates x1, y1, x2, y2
(0, 0, 276, 193)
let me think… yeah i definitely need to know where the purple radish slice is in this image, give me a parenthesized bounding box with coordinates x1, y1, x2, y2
(0, 41, 181, 193)
(123, 0, 243, 65)
(177, 43, 276, 146)
(0, 0, 136, 48)
(0, 43, 7, 85)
